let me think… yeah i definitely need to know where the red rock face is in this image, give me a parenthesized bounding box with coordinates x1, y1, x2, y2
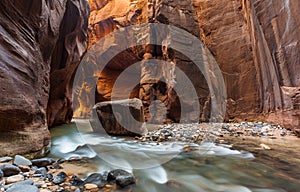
(47, 0, 89, 127)
(86, 0, 300, 134)
(194, 0, 300, 133)
(0, 0, 299, 158)
(0, 0, 89, 157)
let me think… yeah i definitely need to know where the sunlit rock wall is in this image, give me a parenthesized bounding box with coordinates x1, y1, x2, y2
(85, 0, 300, 134)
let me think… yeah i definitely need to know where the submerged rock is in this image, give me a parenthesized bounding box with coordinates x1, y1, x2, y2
(13, 155, 32, 167)
(91, 98, 148, 136)
(0, 164, 21, 177)
(107, 169, 135, 188)
(116, 175, 136, 188)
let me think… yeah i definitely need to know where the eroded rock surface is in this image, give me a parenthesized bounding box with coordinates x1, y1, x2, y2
(0, 0, 89, 157)
(81, 0, 300, 135)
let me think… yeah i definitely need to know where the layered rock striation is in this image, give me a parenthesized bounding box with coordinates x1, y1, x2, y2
(0, 0, 89, 157)
(85, 0, 300, 134)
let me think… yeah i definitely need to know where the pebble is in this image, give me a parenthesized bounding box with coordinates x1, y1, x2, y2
(31, 158, 54, 167)
(9, 180, 34, 187)
(0, 157, 13, 163)
(6, 184, 39, 192)
(52, 172, 67, 185)
(0, 164, 21, 176)
(84, 183, 98, 190)
(13, 155, 32, 167)
(46, 173, 53, 181)
(5, 175, 24, 184)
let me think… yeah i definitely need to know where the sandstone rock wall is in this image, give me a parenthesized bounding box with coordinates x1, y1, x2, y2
(0, 0, 299, 158)
(86, 0, 300, 134)
(0, 0, 89, 157)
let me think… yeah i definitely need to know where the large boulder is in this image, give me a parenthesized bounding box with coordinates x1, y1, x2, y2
(91, 98, 147, 136)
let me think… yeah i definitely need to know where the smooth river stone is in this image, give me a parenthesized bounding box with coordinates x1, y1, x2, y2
(6, 184, 39, 192)
(0, 157, 13, 163)
(5, 175, 24, 184)
(31, 158, 54, 167)
(0, 164, 21, 176)
(13, 155, 32, 167)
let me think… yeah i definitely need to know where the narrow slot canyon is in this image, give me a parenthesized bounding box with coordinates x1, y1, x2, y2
(0, 0, 299, 191)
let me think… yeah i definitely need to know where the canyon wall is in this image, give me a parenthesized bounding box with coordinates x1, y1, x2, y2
(85, 0, 300, 134)
(0, 0, 299, 157)
(0, 0, 89, 157)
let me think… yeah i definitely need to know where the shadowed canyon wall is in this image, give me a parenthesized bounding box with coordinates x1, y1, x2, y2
(0, 0, 89, 157)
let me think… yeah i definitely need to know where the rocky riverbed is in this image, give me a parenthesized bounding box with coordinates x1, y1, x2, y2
(137, 122, 297, 144)
(0, 156, 135, 192)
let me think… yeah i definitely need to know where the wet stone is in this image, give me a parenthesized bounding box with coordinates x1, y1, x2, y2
(151, 135, 159, 141)
(71, 175, 84, 186)
(0, 164, 21, 177)
(107, 169, 136, 187)
(52, 172, 67, 185)
(116, 175, 135, 188)
(13, 155, 32, 167)
(83, 173, 103, 187)
(31, 158, 54, 167)
(107, 169, 131, 181)
(47, 173, 53, 181)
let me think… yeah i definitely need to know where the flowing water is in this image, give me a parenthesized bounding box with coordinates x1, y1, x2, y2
(49, 121, 300, 192)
